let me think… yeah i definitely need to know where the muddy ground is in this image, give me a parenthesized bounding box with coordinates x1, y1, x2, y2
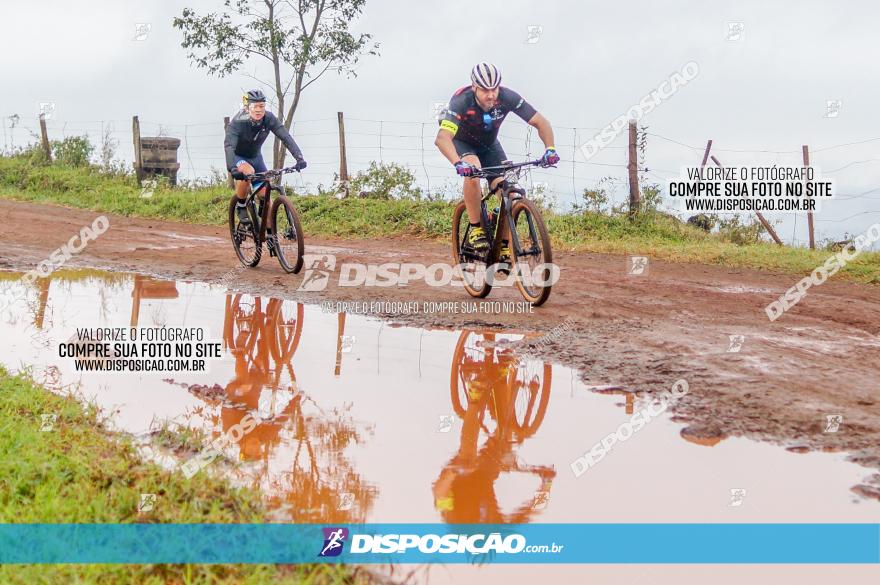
(1, 199, 878, 496)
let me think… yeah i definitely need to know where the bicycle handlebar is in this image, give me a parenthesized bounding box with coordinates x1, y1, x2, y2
(246, 166, 301, 182)
(470, 158, 552, 178)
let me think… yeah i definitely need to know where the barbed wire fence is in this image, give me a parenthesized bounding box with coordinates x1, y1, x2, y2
(2, 112, 878, 247)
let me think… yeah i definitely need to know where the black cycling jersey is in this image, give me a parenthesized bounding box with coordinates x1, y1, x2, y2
(440, 86, 538, 149)
(223, 109, 303, 171)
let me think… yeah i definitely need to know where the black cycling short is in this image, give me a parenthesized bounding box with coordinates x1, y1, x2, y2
(453, 139, 508, 180)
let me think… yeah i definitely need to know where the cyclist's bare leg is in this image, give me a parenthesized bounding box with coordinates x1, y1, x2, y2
(462, 159, 510, 254)
(461, 154, 483, 224)
(255, 183, 269, 200)
(234, 161, 256, 200)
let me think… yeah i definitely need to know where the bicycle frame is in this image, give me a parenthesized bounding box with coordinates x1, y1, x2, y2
(241, 167, 298, 256)
(472, 160, 545, 264)
(244, 179, 274, 244)
(445, 329, 555, 523)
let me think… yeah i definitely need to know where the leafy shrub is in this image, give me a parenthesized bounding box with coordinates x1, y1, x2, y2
(96, 125, 131, 177)
(639, 182, 663, 213)
(347, 162, 423, 200)
(578, 186, 609, 213)
(8, 143, 52, 167)
(573, 177, 623, 215)
(716, 215, 768, 245)
(51, 136, 94, 167)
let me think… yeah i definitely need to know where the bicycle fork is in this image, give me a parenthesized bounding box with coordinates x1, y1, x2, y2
(505, 198, 542, 260)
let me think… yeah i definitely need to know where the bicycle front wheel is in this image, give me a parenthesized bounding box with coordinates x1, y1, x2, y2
(510, 199, 554, 306)
(228, 195, 262, 267)
(451, 201, 492, 299)
(270, 195, 305, 274)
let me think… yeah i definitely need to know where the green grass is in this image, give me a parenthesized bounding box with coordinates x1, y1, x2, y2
(0, 365, 362, 584)
(1, 155, 877, 283)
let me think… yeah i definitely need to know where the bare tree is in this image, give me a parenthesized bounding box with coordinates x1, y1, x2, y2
(174, 0, 379, 167)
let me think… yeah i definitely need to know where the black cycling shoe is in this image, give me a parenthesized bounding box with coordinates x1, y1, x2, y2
(236, 203, 251, 224)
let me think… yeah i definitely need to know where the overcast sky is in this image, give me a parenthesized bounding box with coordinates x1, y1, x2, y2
(2, 0, 878, 244)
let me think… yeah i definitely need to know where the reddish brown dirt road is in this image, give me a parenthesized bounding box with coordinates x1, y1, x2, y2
(2, 199, 879, 495)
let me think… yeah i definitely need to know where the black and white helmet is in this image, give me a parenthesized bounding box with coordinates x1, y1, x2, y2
(470, 63, 501, 89)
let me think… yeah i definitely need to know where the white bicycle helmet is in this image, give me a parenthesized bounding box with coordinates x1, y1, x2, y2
(471, 63, 501, 89)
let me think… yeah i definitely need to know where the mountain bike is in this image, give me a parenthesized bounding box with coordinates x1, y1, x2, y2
(452, 159, 555, 306)
(228, 166, 304, 274)
(450, 329, 552, 439)
(433, 329, 555, 524)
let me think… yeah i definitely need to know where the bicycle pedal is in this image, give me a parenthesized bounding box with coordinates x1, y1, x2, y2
(470, 255, 490, 265)
(461, 249, 485, 263)
(462, 242, 488, 255)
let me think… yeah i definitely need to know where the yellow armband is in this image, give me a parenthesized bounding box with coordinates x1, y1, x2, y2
(439, 119, 458, 135)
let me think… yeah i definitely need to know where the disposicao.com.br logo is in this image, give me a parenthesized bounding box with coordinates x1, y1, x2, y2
(318, 527, 563, 557)
(298, 254, 560, 292)
(319, 527, 349, 557)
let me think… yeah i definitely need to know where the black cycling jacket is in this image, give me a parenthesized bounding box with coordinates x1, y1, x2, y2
(224, 109, 303, 171)
(440, 86, 538, 149)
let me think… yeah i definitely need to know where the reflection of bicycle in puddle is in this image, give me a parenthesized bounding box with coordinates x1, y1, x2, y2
(433, 329, 556, 523)
(219, 293, 305, 460)
(223, 293, 303, 416)
(184, 293, 375, 521)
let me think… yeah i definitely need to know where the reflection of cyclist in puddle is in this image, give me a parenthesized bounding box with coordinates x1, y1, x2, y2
(190, 294, 375, 522)
(220, 294, 304, 462)
(433, 330, 555, 523)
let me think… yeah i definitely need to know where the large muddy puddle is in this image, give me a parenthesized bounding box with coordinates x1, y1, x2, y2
(1, 269, 877, 534)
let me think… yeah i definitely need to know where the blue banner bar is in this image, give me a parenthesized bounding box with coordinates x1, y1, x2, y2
(0, 524, 877, 564)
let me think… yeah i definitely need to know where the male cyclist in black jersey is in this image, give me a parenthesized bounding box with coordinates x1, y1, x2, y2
(435, 63, 560, 260)
(224, 89, 307, 224)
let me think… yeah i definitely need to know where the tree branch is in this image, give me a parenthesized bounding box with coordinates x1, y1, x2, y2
(299, 62, 333, 92)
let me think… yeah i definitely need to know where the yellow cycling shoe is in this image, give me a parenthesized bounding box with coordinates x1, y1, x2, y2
(499, 242, 512, 264)
(466, 225, 490, 253)
(497, 241, 512, 275)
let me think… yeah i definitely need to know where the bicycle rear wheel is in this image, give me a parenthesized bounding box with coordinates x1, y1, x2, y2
(508, 359, 552, 439)
(510, 199, 554, 306)
(270, 195, 305, 274)
(228, 195, 262, 267)
(266, 299, 304, 364)
(451, 201, 492, 298)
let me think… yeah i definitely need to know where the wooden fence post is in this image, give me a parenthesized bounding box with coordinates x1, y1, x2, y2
(803, 145, 815, 249)
(334, 312, 346, 376)
(710, 155, 784, 245)
(39, 114, 52, 161)
(627, 120, 640, 218)
(224, 116, 234, 189)
(132, 115, 143, 185)
(337, 112, 349, 197)
(700, 140, 713, 170)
